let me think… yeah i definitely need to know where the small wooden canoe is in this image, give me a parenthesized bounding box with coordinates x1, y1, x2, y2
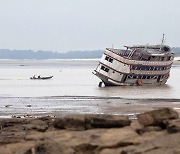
(30, 76, 53, 80)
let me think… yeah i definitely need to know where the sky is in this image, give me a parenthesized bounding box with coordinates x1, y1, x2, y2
(0, 0, 180, 52)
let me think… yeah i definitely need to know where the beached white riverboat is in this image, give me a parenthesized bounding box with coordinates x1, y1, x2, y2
(93, 37, 174, 86)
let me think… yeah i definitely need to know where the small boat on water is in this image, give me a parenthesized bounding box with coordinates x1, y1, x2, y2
(93, 35, 174, 86)
(30, 75, 53, 80)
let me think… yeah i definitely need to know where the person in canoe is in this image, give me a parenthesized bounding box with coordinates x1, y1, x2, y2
(30, 75, 53, 80)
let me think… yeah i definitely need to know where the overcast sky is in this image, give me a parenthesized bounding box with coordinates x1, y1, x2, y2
(0, 0, 179, 52)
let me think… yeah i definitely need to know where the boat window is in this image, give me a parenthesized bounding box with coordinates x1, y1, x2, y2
(127, 75, 133, 79)
(166, 66, 170, 69)
(147, 76, 150, 79)
(109, 58, 113, 63)
(101, 65, 109, 72)
(105, 56, 109, 61)
(101, 66, 105, 70)
(105, 56, 113, 63)
(105, 68, 109, 72)
(163, 46, 169, 52)
(142, 76, 146, 79)
(162, 66, 165, 70)
(133, 75, 137, 79)
(153, 76, 157, 79)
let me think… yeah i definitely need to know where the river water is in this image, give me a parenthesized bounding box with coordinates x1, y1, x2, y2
(0, 59, 179, 99)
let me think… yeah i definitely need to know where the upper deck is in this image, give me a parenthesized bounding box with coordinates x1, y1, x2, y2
(106, 45, 174, 62)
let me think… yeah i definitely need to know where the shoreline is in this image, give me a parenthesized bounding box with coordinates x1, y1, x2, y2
(2, 95, 180, 100)
(1, 96, 180, 118)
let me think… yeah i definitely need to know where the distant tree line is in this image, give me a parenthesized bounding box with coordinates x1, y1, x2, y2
(0, 47, 179, 59)
(0, 49, 103, 59)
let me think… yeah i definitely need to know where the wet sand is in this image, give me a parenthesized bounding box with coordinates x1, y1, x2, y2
(1, 96, 180, 118)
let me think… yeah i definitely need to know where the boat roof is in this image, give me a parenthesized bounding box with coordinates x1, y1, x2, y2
(107, 45, 173, 56)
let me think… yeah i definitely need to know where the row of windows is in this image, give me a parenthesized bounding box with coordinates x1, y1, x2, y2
(105, 56, 113, 63)
(127, 75, 164, 80)
(138, 55, 172, 61)
(101, 65, 109, 72)
(131, 65, 171, 71)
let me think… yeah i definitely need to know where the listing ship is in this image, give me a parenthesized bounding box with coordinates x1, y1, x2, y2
(93, 36, 174, 86)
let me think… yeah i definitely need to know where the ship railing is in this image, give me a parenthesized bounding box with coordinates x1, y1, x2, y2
(127, 49, 136, 59)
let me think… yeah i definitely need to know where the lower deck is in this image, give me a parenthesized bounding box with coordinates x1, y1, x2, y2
(94, 71, 168, 86)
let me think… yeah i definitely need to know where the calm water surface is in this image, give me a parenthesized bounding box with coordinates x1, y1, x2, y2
(0, 59, 179, 99)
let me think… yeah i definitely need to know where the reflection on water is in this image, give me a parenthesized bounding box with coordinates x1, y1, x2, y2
(0, 59, 179, 99)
